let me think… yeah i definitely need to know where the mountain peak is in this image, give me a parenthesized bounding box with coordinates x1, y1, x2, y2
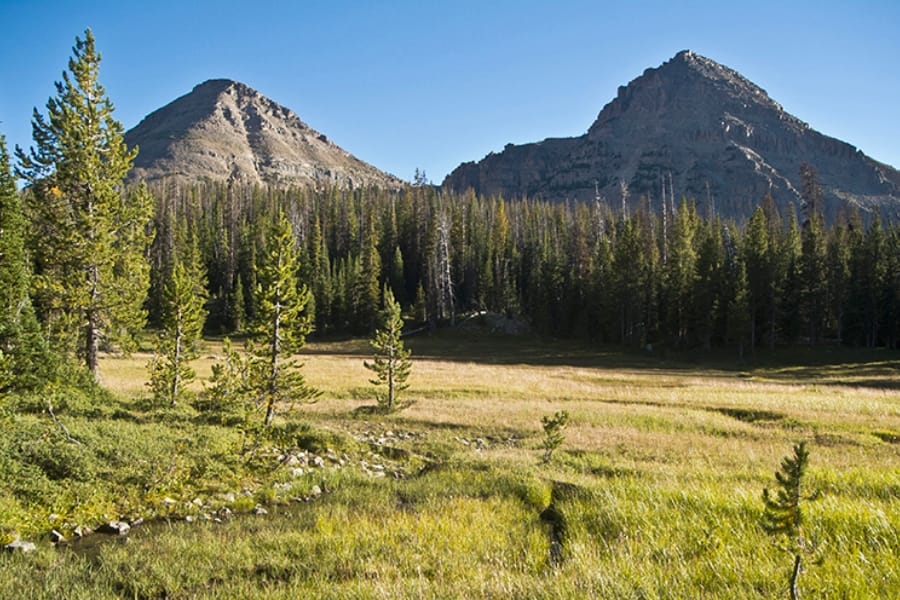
(444, 51, 900, 221)
(126, 80, 400, 189)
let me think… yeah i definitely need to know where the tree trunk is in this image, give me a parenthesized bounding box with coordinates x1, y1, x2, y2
(789, 553, 802, 600)
(170, 319, 182, 406)
(85, 310, 99, 381)
(265, 302, 281, 427)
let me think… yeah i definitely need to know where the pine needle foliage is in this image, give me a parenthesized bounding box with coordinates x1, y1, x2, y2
(148, 242, 208, 406)
(0, 136, 51, 394)
(541, 410, 569, 463)
(762, 441, 821, 600)
(246, 213, 319, 427)
(364, 286, 412, 412)
(15, 29, 152, 379)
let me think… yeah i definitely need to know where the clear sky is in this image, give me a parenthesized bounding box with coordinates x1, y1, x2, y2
(1, 0, 898, 183)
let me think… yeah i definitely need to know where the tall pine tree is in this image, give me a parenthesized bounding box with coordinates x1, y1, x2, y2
(0, 135, 50, 392)
(148, 236, 208, 406)
(16, 29, 153, 379)
(247, 213, 318, 427)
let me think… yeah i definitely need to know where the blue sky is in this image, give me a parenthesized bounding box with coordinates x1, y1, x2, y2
(1, 0, 898, 182)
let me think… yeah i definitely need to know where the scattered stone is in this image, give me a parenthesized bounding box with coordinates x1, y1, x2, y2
(162, 497, 177, 506)
(98, 521, 131, 536)
(223, 492, 236, 504)
(50, 530, 65, 544)
(129, 518, 144, 528)
(284, 455, 301, 467)
(213, 517, 223, 524)
(253, 505, 268, 516)
(73, 525, 91, 538)
(184, 515, 195, 523)
(311, 456, 325, 468)
(217, 507, 232, 519)
(291, 467, 305, 477)
(191, 497, 204, 507)
(309, 485, 323, 498)
(4, 541, 36, 553)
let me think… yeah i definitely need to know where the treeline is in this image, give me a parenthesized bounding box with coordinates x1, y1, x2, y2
(145, 174, 900, 354)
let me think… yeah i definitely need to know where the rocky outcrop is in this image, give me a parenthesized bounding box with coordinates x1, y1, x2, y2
(125, 79, 403, 190)
(444, 50, 900, 222)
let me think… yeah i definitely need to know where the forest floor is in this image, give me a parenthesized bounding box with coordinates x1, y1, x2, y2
(1, 331, 899, 598)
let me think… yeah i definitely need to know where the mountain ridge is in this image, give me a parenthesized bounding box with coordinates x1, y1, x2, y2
(443, 50, 900, 221)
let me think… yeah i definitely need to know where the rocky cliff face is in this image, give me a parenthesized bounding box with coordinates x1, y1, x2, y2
(444, 50, 900, 221)
(125, 79, 402, 190)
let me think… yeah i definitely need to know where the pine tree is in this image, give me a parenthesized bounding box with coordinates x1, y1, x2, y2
(799, 165, 827, 344)
(16, 29, 152, 379)
(762, 441, 821, 600)
(665, 199, 698, 346)
(0, 135, 50, 392)
(541, 410, 569, 463)
(247, 213, 318, 427)
(148, 238, 208, 406)
(202, 337, 251, 425)
(364, 286, 412, 412)
(353, 215, 382, 333)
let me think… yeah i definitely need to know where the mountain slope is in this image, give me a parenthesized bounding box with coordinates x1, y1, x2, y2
(444, 50, 900, 221)
(125, 79, 402, 189)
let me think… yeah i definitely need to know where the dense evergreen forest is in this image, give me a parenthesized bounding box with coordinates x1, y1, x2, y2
(138, 176, 899, 355)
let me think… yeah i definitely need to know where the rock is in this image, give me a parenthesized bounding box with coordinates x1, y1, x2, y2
(73, 525, 91, 538)
(253, 505, 268, 516)
(217, 507, 232, 519)
(4, 541, 36, 553)
(284, 455, 301, 467)
(124, 79, 403, 191)
(309, 485, 322, 497)
(162, 497, 177, 506)
(311, 456, 325, 468)
(291, 467, 305, 477)
(50, 530, 65, 544)
(129, 518, 144, 528)
(98, 521, 131, 536)
(443, 50, 900, 224)
(191, 497, 204, 507)
(184, 515, 195, 523)
(222, 492, 236, 504)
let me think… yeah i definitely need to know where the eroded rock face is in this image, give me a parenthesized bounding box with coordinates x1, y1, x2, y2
(444, 50, 900, 222)
(125, 79, 403, 190)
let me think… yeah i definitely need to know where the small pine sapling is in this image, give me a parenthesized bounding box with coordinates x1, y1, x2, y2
(541, 410, 569, 463)
(364, 286, 412, 412)
(762, 441, 822, 600)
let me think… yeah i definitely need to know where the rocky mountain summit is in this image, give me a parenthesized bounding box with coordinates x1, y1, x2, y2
(444, 50, 900, 221)
(125, 79, 402, 189)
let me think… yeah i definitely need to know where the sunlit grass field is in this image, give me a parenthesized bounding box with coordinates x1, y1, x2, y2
(2, 331, 899, 598)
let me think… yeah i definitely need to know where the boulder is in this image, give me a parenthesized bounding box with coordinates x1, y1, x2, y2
(4, 540, 36, 553)
(98, 521, 131, 536)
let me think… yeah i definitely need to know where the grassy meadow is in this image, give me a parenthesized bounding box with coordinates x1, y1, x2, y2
(1, 331, 899, 598)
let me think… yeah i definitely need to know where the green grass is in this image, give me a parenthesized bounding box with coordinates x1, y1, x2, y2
(1, 331, 899, 597)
